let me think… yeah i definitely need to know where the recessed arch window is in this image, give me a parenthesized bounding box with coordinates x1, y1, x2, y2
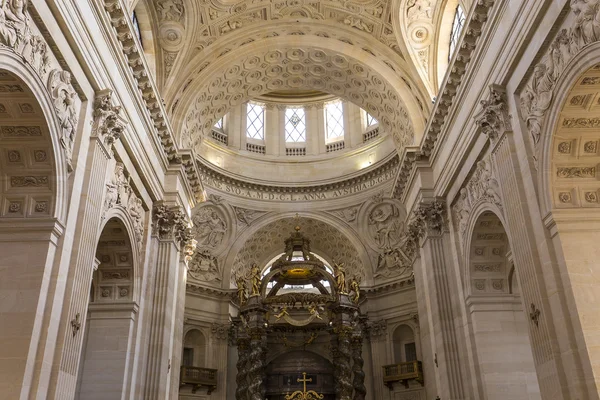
(131, 11, 142, 45)
(214, 117, 224, 130)
(362, 108, 378, 128)
(449, 5, 466, 61)
(325, 101, 344, 140)
(246, 102, 265, 140)
(285, 107, 306, 143)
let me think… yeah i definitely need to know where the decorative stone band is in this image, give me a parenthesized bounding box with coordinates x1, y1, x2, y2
(198, 154, 399, 202)
(393, 0, 496, 199)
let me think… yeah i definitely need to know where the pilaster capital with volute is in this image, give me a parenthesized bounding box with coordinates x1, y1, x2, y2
(474, 84, 512, 144)
(92, 89, 126, 155)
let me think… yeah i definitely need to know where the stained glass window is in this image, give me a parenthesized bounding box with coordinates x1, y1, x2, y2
(246, 103, 265, 140)
(325, 101, 344, 140)
(285, 107, 306, 142)
(449, 5, 466, 61)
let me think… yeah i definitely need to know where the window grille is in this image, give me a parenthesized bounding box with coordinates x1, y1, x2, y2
(325, 101, 344, 140)
(246, 103, 265, 140)
(285, 107, 306, 142)
(449, 5, 466, 61)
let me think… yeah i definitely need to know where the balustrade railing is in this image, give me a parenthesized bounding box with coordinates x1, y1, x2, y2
(180, 366, 218, 394)
(382, 360, 423, 389)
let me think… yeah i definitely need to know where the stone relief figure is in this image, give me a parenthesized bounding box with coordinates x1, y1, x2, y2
(406, 0, 432, 21)
(188, 250, 221, 282)
(374, 248, 411, 278)
(156, 0, 184, 22)
(520, 0, 600, 150)
(571, 0, 600, 47)
(368, 202, 404, 251)
(48, 70, 78, 171)
(0, 0, 27, 48)
(128, 195, 145, 245)
(334, 261, 347, 294)
(193, 206, 227, 249)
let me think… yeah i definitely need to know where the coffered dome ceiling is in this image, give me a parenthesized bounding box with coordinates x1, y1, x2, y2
(137, 0, 451, 182)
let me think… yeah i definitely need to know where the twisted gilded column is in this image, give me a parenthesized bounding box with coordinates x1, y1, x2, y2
(246, 328, 267, 400)
(351, 335, 366, 400)
(236, 337, 250, 400)
(331, 327, 353, 400)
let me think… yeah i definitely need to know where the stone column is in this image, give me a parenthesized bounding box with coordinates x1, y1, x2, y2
(143, 203, 189, 400)
(475, 85, 587, 399)
(306, 104, 320, 155)
(412, 201, 467, 399)
(51, 89, 126, 398)
(366, 320, 389, 400)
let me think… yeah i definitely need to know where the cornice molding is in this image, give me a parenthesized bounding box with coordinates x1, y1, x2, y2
(393, 0, 496, 199)
(102, 0, 203, 202)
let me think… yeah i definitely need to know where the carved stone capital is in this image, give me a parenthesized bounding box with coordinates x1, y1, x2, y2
(475, 84, 512, 142)
(93, 90, 125, 153)
(152, 203, 189, 245)
(412, 199, 447, 239)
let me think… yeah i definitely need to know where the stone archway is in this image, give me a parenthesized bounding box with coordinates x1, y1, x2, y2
(465, 210, 540, 400)
(76, 218, 138, 400)
(542, 61, 600, 391)
(0, 68, 62, 398)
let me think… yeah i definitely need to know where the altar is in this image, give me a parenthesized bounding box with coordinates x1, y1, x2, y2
(232, 226, 367, 400)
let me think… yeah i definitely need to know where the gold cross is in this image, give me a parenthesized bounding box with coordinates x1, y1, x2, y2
(297, 372, 312, 392)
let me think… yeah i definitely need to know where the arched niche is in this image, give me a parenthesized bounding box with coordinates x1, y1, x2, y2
(392, 324, 417, 364)
(182, 329, 207, 368)
(76, 218, 138, 399)
(465, 210, 540, 400)
(0, 67, 63, 397)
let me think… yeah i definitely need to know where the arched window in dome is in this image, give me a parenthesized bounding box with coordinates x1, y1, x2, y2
(285, 107, 306, 142)
(246, 102, 265, 140)
(449, 4, 466, 61)
(325, 101, 344, 141)
(131, 11, 143, 45)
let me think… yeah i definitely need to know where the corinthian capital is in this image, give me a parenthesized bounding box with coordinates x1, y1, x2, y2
(475, 85, 512, 142)
(93, 90, 126, 152)
(411, 199, 447, 239)
(152, 202, 190, 245)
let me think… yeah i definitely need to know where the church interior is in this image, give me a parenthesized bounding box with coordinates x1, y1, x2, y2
(1, 0, 600, 399)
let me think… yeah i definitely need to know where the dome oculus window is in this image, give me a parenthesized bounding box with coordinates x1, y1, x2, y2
(246, 103, 265, 140)
(285, 107, 306, 143)
(325, 101, 345, 140)
(449, 5, 466, 61)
